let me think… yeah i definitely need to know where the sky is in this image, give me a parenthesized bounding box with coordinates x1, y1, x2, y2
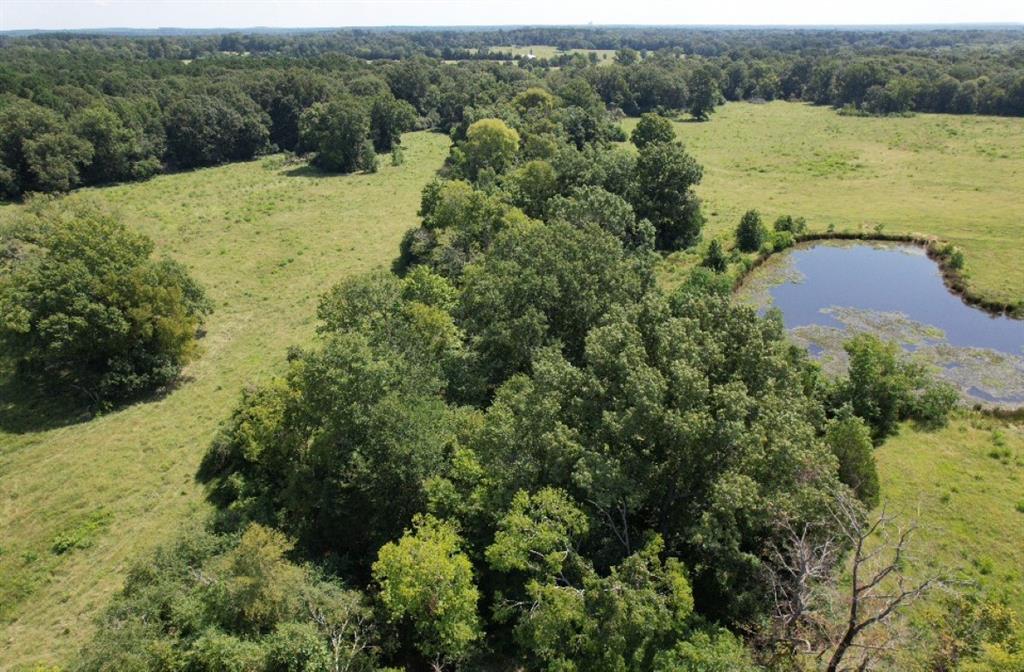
(2, 0, 1023, 32)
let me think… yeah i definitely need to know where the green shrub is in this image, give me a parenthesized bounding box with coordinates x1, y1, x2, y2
(735, 209, 766, 252)
(773, 214, 807, 234)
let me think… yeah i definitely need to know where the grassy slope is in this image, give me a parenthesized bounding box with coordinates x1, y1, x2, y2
(623, 102, 1024, 306)
(0, 131, 450, 670)
(879, 415, 1024, 612)
(877, 414, 1024, 667)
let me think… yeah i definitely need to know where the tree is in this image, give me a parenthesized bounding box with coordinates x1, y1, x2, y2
(0, 202, 211, 402)
(687, 65, 723, 121)
(735, 209, 767, 252)
(702, 238, 728, 272)
(461, 118, 520, 180)
(630, 112, 676, 149)
(372, 516, 481, 669)
(369, 95, 417, 153)
(825, 406, 880, 508)
(767, 495, 940, 672)
(506, 159, 557, 219)
(0, 99, 93, 197)
(300, 97, 374, 173)
(457, 220, 652, 389)
(631, 141, 704, 250)
(73, 103, 159, 184)
(164, 92, 269, 169)
(548, 185, 653, 249)
(837, 334, 922, 442)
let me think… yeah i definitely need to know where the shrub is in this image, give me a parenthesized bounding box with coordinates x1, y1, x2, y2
(912, 380, 959, 429)
(0, 202, 211, 402)
(766, 230, 796, 252)
(735, 209, 766, 252)
(702, 238, 728, 272)
(773, 214, 807, 234)
(825, 406, 880, 507)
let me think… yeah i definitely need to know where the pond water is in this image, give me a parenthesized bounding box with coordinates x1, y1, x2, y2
(737, 241, 1024, 406)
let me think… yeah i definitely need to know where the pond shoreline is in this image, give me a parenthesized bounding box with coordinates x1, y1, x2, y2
(734, 231, 1024, 320)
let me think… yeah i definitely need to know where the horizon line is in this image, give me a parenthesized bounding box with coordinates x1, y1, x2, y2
(5, 21, 1024, 34)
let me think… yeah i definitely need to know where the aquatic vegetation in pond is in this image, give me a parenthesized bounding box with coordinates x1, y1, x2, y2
(738, 242, 1024, 406)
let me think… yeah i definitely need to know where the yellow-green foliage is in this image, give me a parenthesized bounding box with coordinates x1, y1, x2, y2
(625, 102, 1024, 306)
(0, 130, 450, 669)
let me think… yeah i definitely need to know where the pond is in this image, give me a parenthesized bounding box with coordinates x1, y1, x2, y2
(737, 241, 1024, 406)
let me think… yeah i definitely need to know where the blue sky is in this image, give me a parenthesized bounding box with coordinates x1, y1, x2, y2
(3, 0, 1022, 31)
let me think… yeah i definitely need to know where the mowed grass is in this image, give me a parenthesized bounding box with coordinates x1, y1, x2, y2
(624, 102, 1024, 306)
(0, 131, 450, 669)
(876, 414, 1024, 663)
(473, 44, 618, 64)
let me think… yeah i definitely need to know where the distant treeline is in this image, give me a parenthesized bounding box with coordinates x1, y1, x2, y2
(1, 26, 1023, 198)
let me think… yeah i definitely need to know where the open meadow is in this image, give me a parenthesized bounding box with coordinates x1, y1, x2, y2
(624, 102, 1024, 307)
(0, 131, 450, 668)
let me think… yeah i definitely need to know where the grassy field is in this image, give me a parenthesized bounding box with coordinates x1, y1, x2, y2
(623, 102, 1024, 307)
(0, 131, 450, 669)
(469, 44, 618, 64)
(877, 413, 1024, 666)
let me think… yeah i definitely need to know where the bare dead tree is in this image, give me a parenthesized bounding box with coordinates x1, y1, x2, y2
(766, 492, 942, 671)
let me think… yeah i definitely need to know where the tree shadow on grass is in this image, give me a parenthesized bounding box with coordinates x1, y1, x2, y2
(0, 371, 93, 434)
(0, 367, 194, 435)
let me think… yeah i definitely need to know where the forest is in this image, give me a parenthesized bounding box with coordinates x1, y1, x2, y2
(1, 24, 1022, 672)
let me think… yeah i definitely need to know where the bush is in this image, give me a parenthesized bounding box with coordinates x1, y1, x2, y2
(701, 238, 728, 272)
(766, 230, 796, 252)
(0, 202, 211, 402)
(825, 406, 880, 507)
(735, 209, 767, 252)
(912, 380, 959, 429)
(773, 214, 807, 234)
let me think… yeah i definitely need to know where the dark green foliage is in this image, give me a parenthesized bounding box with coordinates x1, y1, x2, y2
(687, 65, 723, 120)
(735, 209, 767, 252)
(702, 238, 728, 272)
(506, 159, 557, 219)
(548, 185, 654, 249)
(164, 92, 269, 169)
(832, 333, 955, 441)
(457, 220, 652, 389)
(0, 99, 92, 197)
(0, 202, 211, 402)
(773, 214, 807, 235)
(73, 103, 162, 184)
(630, 141, 705, 251)
(630, 112, 676, 148)
(369, 95, 417, 153)
(201, 271, 463, 568)
(299, 97, 374, 173)
(826, 406, 881, 507)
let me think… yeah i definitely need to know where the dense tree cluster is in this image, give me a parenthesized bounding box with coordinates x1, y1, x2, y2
(0, 200, 210, 402)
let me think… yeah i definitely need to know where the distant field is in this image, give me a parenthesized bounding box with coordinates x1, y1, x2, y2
(0, 131, 450, 669)
(624, 102, 1024, 307)
(471, 44, 617, 64)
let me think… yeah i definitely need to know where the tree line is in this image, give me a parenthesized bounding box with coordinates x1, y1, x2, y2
(2, 26, 1024, 199)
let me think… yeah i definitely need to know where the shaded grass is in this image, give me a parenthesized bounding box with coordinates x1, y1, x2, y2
(0, 131, 450, 669)
(624, 102, 1024, 306)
